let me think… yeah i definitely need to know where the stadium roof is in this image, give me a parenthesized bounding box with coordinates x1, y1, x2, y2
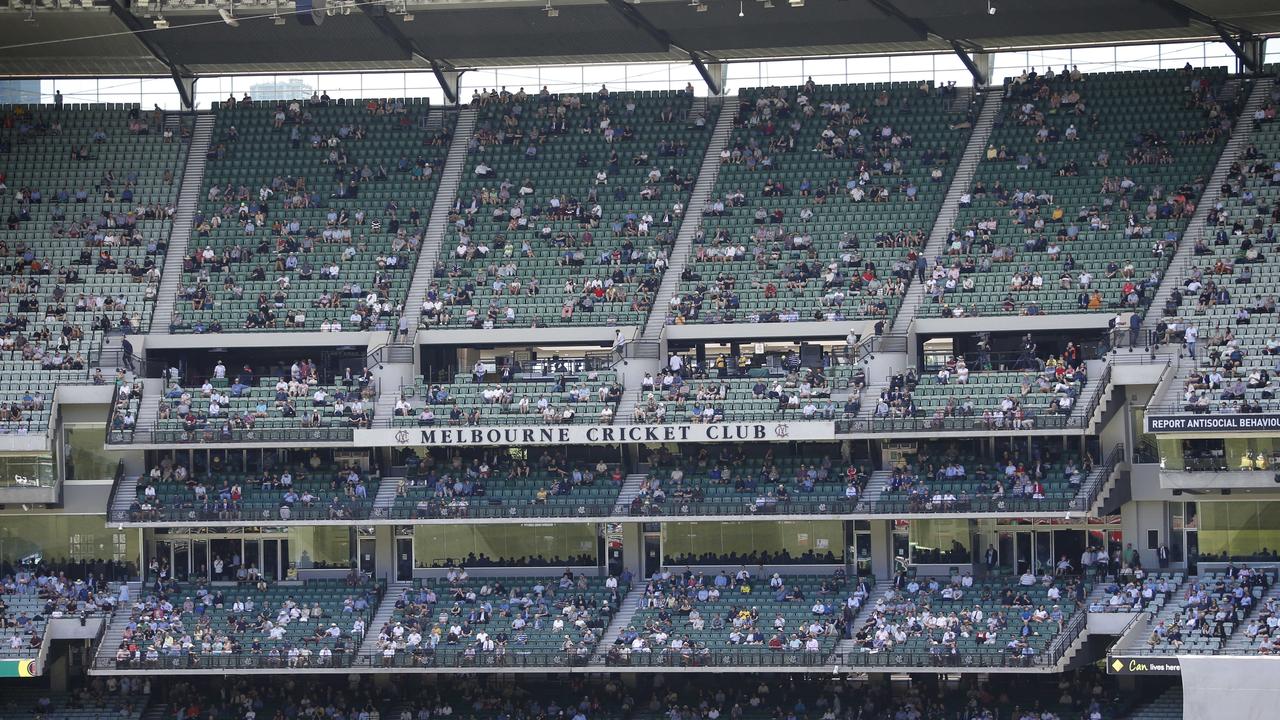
(0, 0, 1276, 79)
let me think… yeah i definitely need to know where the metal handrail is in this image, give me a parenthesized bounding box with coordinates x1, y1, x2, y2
(1070, 443, 1126, 513)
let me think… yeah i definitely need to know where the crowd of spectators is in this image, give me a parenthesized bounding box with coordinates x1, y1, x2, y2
(1144, 565, 1270, 651)
(609, 567, 857, 665)
(130, 452, 374, 523)
(630, 444, 867, 513)
(178, 96, 434, 333)
(372, 566, 623, 665)
(111, 575, 379, 668)
(396, 448, 622, 517)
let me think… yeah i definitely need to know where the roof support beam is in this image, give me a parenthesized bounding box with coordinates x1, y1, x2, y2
(863, 0, 929, 41)
(950, 41, 986, 88)
(603, 0, 725, 95)
(690, 53, 722, 97)
(106, 0, 195, 109)
(602, 0, 678, 53)
(356, 4, 459, 103)
(1215, 28, 1262, 75)
(1153, 0, 1260, 73)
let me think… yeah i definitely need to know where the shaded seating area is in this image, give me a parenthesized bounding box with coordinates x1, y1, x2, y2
(174, 97, 449, 333)
(938, 67, 1230, 317)
(671, 81, 970, 325)
(424, 89, 715, 329)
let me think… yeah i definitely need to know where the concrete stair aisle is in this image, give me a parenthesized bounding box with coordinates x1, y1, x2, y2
(1068, 358, 1113, 430)
(399, 107, 478, 335)
(1142, 76, 1275, 336)
(588, 585, 645, 665)
(108, 475, 139, 520)
(152, 113, 214, 334)
(889, 90, 1002, 337)
(948, 85, 976, 114)
(615, 386, 644, 423)
(826, 592, 883, 665)
(611, 472, 648, 515)
(91, 581, 141, 668)
(371, 474, 403, 519)
(852, 377, 891, 423)
(358, 581, 414, 659)
(641, 103, 737, 339)
(857, 470, 891, 510)
(127, 377, 167, 444)
(140, 702, 170, 720)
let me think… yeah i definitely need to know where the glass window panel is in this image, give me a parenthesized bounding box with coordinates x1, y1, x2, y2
(0, 454, 54, 488)
(801, 58, 847, 85)
(537, 65, 585, 94)
(289, 526, 351, 569)
(846, 56, 890, 84)
(661, 521, 842, 564)
(0, 514, 132, 565)
(413, 523, 596, 567)
(761, 60, 804, 86)
(1068, 47, 1118, 74)
(1114, 44, 1162, 70)
(725, 62, 766, 94)
(359, 72, 406, 97)
(66, 426, 116, 481)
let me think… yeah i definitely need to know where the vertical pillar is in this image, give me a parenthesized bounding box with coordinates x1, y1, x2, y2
(434, 67, 462, 105)
(870, 519, 894, 580)
(171, 72, 196, 111)
(972, 52, 995, 90)
(1243, 38, 1265, 76)
(622, 522, 643, 580)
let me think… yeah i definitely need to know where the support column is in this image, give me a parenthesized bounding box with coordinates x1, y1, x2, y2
(970, 51, 995, 90)
(172, 73, 196, 111)
(1243, 38, 1266, 76)
(691, 54, 727, 96)
(434, 66, 462, 105)
(870, 519, 894, 580)
(622, 522, 643, 580)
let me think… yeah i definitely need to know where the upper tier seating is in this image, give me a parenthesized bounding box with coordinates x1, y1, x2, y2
(129, 461, 379, 523)
(630, 446, 871, 516)
(173, 97, 449, 333)
(394, 369, 622, 426)
(633, 358, 863, 424)
(937, 67, 1230, 317)
(878, 443, 1090, 512)
(111, 576, 381, 668)
(149, 373, 374, 443)
(391, 453, 623, 519)
(422, 88, 715, 329)
(1162, 90, 1280, 415)
(372, 570, 625, 666)
(670, 80, 971, 325)
(0, 104, 183, 434)
(870, 354, 1089, 431)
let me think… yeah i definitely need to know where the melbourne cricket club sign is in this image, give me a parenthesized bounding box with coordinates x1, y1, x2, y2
(357, 421, 835, 447)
